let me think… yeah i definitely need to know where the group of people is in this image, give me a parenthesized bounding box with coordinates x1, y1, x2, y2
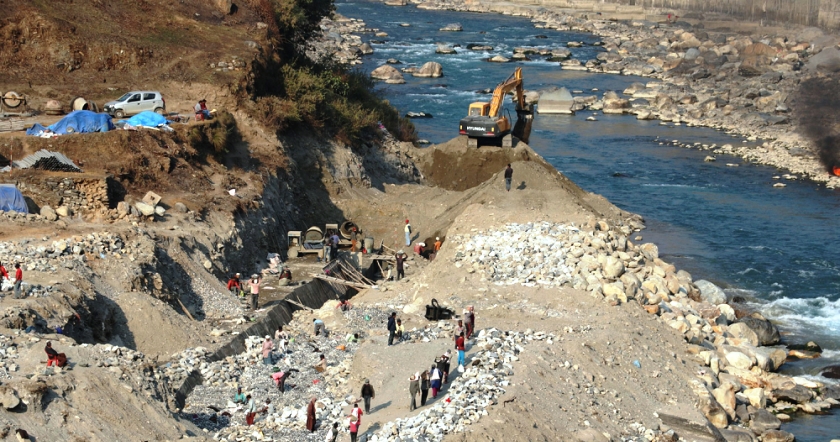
(403, 217, 446, 262)
(322, 230, 340, 263)
(226, 272, 262, 310)
(386, 312, 409, 345)
(231, 304, 478, 437)
(0, 261, 24, 298)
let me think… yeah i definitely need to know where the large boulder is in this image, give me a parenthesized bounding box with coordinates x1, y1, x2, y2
(822, 384, 840, 400)
(806, 47, 840, 73)
(753, 347, 787, 371)
(727, 322, 759, 346)
(0, 385, 20, 410)
(413, 62, 443, 78)
(488, 55, 510, 63)
(359, 43, 374, 55)
(719, 428, 757, 442)
(40, 205, 58, 221)
(737, 315, 780, 345)
(213, 0, 234, 14)
(739, 42, 776, 77)
(439, 23, 463, 32)
(435, 44, 456, 54)
(538, 87, 575, 115)
(620, 272, 640, 299)
(771, 385, 813, 404)
(371, 65, 406, 84)
(602, 91, 630, 114)
(712, 384, 737, 418)
(761, 430, 794, 442)
(749, 409, 781, 434)
(694, 279, 728, 305)
(134, 202, 156, 217)
(55, 206, 70, 217)
(602, 256, 625, 279)
(724, 352, 753, 370)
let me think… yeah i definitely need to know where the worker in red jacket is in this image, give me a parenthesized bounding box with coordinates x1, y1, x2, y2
(226, 273, 242, 296)
(0, 262, 8, 281)
(45, 341, 59, 367)
(13, 263, 22, 299)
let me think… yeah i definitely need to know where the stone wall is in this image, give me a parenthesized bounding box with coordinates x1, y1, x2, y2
(16, 174, 118, 215)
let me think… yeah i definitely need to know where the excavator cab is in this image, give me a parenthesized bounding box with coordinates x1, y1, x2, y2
(468, 102, 490, 116)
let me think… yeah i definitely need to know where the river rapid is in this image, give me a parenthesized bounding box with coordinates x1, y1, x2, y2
(336, 0, 840, 437)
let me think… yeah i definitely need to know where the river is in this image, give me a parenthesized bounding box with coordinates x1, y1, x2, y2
(336, 0, 840, 437)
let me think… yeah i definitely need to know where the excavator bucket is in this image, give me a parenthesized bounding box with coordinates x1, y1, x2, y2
(512, 105, 533, 144)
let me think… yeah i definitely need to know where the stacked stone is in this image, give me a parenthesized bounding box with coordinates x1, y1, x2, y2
(209, 57, 247, 72)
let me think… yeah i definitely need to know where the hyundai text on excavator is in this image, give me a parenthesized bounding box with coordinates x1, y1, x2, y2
(459, 67, 533, 148)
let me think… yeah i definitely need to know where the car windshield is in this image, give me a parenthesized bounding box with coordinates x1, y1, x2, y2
(116, 92, 133, 102)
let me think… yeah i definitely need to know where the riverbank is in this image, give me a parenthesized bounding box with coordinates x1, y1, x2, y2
(326, 0, 840, 187)
(168, 139, 839, 442)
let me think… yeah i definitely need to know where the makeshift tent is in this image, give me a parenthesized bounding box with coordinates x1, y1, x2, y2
(26, 110, 115, 136)
(0, 184, 29, 213)
(124, 111, 170, 128)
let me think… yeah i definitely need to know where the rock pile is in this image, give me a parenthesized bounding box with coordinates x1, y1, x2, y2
(309, 15, 374, 65)
(452, 222, 575, 286)
(0, 232, 125, 281)
(0, 334, 20, 381)
(183, 318, 363, 440)
(450, 221, 840, 439)
(209, 57, 248, 72)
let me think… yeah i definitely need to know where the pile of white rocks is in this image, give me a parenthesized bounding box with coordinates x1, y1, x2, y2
(161, 346, 215, 387)
(452, 222, 576, 286)
(0, 231, 126, 274)
(0, 333, 20, 380)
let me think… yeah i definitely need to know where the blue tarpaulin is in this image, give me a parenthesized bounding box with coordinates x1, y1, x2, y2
(124, 111, 169, 128)
(0, 184, 29, 213)
(26, 110, 115, 136)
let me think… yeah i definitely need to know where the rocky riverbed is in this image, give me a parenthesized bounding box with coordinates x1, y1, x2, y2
(321, 0, 840, 187)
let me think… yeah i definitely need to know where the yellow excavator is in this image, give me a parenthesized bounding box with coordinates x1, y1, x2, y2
(459, 67, 533, 148)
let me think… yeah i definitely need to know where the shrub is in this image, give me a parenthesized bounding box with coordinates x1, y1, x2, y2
(186, 111, 239, 154)
(240, 0, 417, 144)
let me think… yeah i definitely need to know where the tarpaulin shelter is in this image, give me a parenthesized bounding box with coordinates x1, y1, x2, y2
(0, 184, 29, 213)
(26, 110, 115, 136)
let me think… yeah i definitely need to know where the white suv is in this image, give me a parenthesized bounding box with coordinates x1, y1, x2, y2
(103, 91, 166, 118)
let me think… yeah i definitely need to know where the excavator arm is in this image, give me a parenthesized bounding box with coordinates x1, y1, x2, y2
(488, 67, 525, 117)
